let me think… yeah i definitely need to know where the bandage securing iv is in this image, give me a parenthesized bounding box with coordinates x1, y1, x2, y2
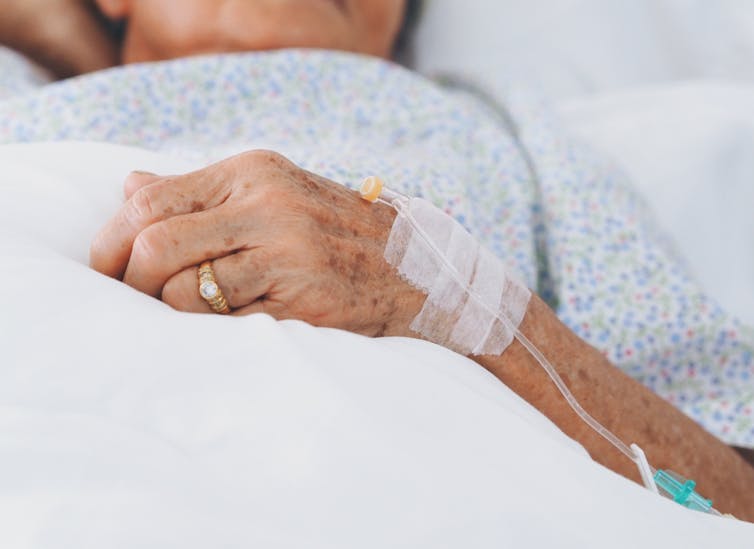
(359, 176, 723, 517)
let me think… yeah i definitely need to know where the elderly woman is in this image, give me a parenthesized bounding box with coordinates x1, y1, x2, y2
(1, 0, 753, 519)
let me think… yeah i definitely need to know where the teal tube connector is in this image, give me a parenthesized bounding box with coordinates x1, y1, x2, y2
(654, 469, 713, 513)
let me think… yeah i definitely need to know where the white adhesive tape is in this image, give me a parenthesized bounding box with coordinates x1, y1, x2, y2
(384, 197, 531, 356)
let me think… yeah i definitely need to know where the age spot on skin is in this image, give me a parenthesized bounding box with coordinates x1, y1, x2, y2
(191, 200, 205, 212)
(301, 174, 320, 194)
(374, 322, 389, 337)
(328, 189, 347, 207)
(328, 255, 345, 273)
(224, 236, 235, 247)
(266, 154, 285, 167)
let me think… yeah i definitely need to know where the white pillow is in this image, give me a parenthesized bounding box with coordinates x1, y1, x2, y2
(412, 0, 754, 100)
(1, 142, 752, 547)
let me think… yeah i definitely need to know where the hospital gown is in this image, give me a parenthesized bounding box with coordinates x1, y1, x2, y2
(0, 47, 751, 447)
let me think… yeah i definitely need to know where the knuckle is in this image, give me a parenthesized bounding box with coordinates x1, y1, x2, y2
(237, 150, 298, 181)
(123, 171, 159, 197)
(130, 224, 167, 266)
(241, 149, 289, 167)
(127, 186, 158, 224)
(157, 176, 179, 189)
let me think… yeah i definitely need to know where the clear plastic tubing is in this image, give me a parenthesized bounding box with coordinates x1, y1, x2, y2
(383, 193, 637, 463)
(361, 178, 724, 516)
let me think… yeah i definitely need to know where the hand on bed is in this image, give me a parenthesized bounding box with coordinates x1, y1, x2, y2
(90, 150, 426, 337)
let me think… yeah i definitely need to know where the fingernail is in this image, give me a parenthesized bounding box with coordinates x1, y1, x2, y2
(130, 170, 157, 176)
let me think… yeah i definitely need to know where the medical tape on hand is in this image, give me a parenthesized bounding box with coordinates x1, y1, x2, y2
(384, 197, 531, 356)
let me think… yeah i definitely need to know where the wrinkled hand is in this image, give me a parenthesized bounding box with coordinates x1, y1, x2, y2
(90, 151, 426, 337)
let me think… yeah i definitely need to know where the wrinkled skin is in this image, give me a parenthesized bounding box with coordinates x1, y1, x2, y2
(90, 151, 426, 336)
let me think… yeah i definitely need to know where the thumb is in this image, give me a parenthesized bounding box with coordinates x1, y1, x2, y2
(123, 170, 162, 200)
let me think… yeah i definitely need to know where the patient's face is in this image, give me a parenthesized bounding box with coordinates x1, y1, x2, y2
(97, 0, 406, 63)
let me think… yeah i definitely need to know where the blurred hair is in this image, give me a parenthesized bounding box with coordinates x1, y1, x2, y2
(393, 0, 423, 63)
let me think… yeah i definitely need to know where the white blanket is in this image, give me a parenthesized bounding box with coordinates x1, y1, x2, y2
(1, 142, 752, 547)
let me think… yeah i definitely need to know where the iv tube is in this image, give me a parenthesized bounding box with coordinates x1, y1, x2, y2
(360, 178, 725, 517)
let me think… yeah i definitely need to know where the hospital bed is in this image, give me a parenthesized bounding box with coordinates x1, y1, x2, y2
(1, 1, 754, 547)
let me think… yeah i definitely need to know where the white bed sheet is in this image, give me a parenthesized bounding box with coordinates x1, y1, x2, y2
(0, 142, 752, 547)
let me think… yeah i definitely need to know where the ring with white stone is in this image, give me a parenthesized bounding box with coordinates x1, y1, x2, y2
(197, 261, 231, 314)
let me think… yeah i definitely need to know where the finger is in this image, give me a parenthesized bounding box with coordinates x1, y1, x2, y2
(232, 300, 288, 318)
(161, 249, 275, 313)
(123, 205, 259, 297)
(231, 293, 299, 319)
(90, 170, 228, 279)
(123, 171, 162, 200)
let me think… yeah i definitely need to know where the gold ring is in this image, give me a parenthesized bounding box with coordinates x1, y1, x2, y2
(197, 261, 231, 314)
